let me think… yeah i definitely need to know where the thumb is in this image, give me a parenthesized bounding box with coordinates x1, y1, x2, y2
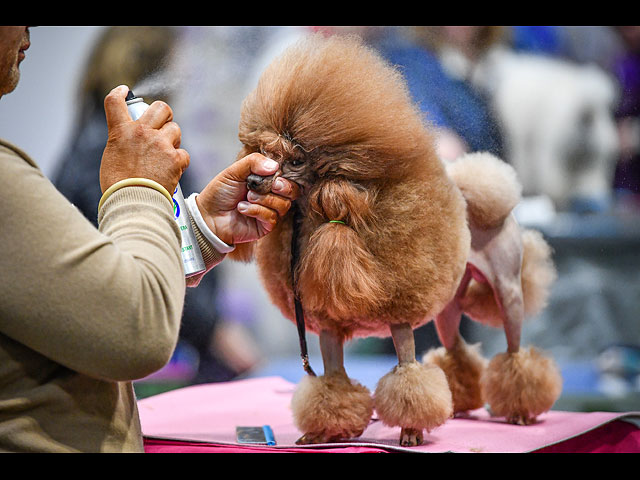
(104, 85, 133, 130)
(224, 153, 280, 182)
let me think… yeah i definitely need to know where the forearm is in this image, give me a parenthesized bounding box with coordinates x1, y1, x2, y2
(95, 186, 187, 379)
(0, 151, 187, 381)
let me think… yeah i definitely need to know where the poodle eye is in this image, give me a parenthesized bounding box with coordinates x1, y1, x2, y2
(290, 149, 307, 167)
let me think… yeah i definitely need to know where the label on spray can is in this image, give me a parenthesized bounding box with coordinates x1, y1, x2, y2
(125, 91, 206, 278)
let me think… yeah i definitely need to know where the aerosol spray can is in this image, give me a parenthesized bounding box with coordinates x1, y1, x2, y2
(125, 90, 206, 278)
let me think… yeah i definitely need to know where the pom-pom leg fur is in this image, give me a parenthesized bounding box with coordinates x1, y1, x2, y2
(291, 330, 373, 444)
(427, 224, 562, 423)
(423, 335, 487, 414)
(374, 323, 453, 446)
(482, 347, 562, 425)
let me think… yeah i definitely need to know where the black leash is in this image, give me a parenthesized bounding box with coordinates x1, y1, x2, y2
(290, 204, 316, 376)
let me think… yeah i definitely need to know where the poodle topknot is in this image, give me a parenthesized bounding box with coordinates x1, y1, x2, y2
(233, 33, 470, 340)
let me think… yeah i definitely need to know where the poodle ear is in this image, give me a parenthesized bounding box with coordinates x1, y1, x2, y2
(297, 222, 389, 320)
(306, 179, 378, 233)
(297, 180, 389, 319)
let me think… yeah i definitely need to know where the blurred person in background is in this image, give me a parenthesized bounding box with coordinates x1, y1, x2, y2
(470, 26, 620, 213)
(612, 26, 640, 211)
(53, 26, 260, 385)
(382, 26, 505, 162)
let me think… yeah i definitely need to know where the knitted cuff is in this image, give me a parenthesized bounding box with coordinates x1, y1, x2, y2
(98, 178, 173, 212)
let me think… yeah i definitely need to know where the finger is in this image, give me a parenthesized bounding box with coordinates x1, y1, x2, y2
(247, 190, 292, 218)
(176, 148, 191, 172)
(160, 121, 182, 148)
(138, 100, 174, 129)
(237, 201, 278, 231)
(271, 177, 301, 201)
(104, 85, 132, 130)
(226, 152, 280, 182)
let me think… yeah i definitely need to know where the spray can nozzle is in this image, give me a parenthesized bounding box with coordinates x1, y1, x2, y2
(125, 90, 145, 111)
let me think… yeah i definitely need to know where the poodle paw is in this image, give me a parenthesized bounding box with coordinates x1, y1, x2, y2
(400, 427, 424, 447)
(295, 431, 351, 445)
(506, 413, 537, 426)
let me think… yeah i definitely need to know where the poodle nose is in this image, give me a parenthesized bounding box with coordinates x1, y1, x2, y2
(247, 173, 274, 195)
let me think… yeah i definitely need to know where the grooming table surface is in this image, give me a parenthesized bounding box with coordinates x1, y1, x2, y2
(139, 376, 640, 453)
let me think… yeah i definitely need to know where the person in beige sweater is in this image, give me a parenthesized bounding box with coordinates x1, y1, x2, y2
(0, 26, 298, 452)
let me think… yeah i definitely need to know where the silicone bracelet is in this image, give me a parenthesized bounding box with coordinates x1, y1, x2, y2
(185, 193, 236, 254)
(98, 177, 173, 211)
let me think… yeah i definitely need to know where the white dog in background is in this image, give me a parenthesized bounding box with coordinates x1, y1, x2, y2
(474, 48, 620, 213)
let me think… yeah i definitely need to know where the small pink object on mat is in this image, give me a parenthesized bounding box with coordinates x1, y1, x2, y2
(138, 376, 640, 453)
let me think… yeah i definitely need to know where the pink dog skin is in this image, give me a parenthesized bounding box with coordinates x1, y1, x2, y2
(435, 214, 524, 353)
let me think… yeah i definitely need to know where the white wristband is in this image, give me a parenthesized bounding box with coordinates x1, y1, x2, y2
(185, 193, 236, 254)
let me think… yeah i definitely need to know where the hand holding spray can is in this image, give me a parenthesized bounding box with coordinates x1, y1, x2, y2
(125, 90, 206, 278)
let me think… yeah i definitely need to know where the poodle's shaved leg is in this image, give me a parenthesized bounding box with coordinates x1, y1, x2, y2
(484, 278, 561, 426)
(479, 215, 524, 354)
(434, 266, 473, 349)
(494, 278, 524, 354)
(320, 329, 346, 376)
(295, 329, 373, 445)
(390, 322, 423, 446)
(434, 303, 463, 350)
(378, 323, 453, 446)
(429, 266, 486, 416)
(390, 322, 416, 365)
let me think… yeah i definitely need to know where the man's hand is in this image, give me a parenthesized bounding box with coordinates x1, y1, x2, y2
(99, 85, 190, 195)
(195, 153, 300, 245)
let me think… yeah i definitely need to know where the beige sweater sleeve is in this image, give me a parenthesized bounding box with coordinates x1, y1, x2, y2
(0, 141, 186, 381)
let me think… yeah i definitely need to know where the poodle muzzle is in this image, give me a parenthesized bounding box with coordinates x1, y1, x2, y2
(246, 171, 283, 195)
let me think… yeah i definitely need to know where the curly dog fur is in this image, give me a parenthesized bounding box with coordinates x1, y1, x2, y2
(291, 372, 373, 443)
(481, 347, 563, 425)
(374, 362, 453, 434)
(422, 340, 487, 413)
(232, 33, 469, 445)
(231, 34, 561, 445)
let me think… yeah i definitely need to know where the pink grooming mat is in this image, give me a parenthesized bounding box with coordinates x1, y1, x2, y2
(138, 376, 640, 453)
